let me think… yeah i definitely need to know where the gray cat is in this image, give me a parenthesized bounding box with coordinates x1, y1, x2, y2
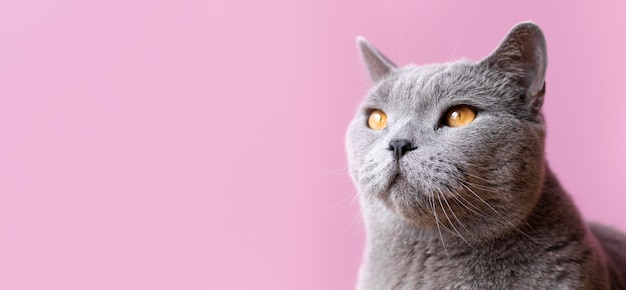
(346, 22, 626, 289)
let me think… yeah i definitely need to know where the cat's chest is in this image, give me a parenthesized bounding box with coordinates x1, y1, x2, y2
(361, 240, 479, 289)
(360, 239, 589, 290)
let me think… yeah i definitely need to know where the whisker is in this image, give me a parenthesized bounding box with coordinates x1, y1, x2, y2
(343, 208, 364, 235)
(429, 193, 449, 258)
(462, 170, 499, 184)
(452, 170, 529, 194)
(449, 176, 494, 215)
(437, 192, 473, 248)
(448, 186, 490, 219)
(450, 27, 466, 60)
(328, 191, 359, 210)
(458, 179, 503, 193)
(348, 191, 360, 208)
(441, 191, 475, 243)
(472, 26, 498, 53)
(460, 182, 535, 241)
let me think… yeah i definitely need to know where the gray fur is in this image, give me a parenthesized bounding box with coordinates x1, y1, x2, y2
(347, 22, 626, 289)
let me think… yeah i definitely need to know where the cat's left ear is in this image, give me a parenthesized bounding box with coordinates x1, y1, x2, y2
(357, 37, 397, 83)
(481, 22, 547, 114)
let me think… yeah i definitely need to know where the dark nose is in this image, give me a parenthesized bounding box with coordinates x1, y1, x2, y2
(388, 139, 415, 160)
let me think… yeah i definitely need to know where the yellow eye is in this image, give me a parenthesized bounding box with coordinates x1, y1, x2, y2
(367, 109, 387, 130)
(445, 106, 476, 128)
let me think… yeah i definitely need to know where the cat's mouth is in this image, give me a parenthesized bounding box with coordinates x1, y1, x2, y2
(391, 173, 405, 183)
(389, 172, 408, 189)
(386, 166, 421, 195)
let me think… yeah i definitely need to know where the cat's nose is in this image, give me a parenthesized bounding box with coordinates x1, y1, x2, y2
(388, 139, 415, 160)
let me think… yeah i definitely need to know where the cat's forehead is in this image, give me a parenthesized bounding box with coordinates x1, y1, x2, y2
(367, 60, 483, 110)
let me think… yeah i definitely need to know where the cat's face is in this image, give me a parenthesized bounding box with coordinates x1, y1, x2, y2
(347, 23, 548, 239)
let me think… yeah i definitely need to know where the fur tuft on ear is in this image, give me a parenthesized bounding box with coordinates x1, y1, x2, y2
(357, 36, 397, 83)
(481, 22, 547, 114)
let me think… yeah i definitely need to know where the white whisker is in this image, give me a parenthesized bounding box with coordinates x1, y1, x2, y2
(437, 192, 473, 248)
(460, 182, 535, 241)
(450, 27, 466, 60)
(429, 193, 449, 258)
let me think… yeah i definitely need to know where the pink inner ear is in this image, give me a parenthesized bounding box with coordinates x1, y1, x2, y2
(528, 45, 547, 98)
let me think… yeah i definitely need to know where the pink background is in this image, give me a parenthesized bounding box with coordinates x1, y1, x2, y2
(1, 1, 625, 289)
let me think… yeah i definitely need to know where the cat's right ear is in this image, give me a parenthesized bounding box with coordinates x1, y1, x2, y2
(357, 37, 397, 83)
(480, 22, 547, 114)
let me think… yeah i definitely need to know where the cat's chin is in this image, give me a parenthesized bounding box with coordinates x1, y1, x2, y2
(380, 169, 419, 199)
(361, 161, 476, 231)
(380, 171, 475, 232)
(380, 175, 434, 225)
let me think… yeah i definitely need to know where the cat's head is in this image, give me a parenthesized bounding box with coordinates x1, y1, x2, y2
(347, 22, 548, 239)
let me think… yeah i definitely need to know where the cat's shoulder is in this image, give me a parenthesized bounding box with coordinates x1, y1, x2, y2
(589, 222, 626, 288)
(590, 222, 626, 252)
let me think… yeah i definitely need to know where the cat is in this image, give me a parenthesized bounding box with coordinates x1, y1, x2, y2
(346, 22, 626, 289)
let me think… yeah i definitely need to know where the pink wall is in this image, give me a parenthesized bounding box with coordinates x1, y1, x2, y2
(0, 1, 624, 289)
